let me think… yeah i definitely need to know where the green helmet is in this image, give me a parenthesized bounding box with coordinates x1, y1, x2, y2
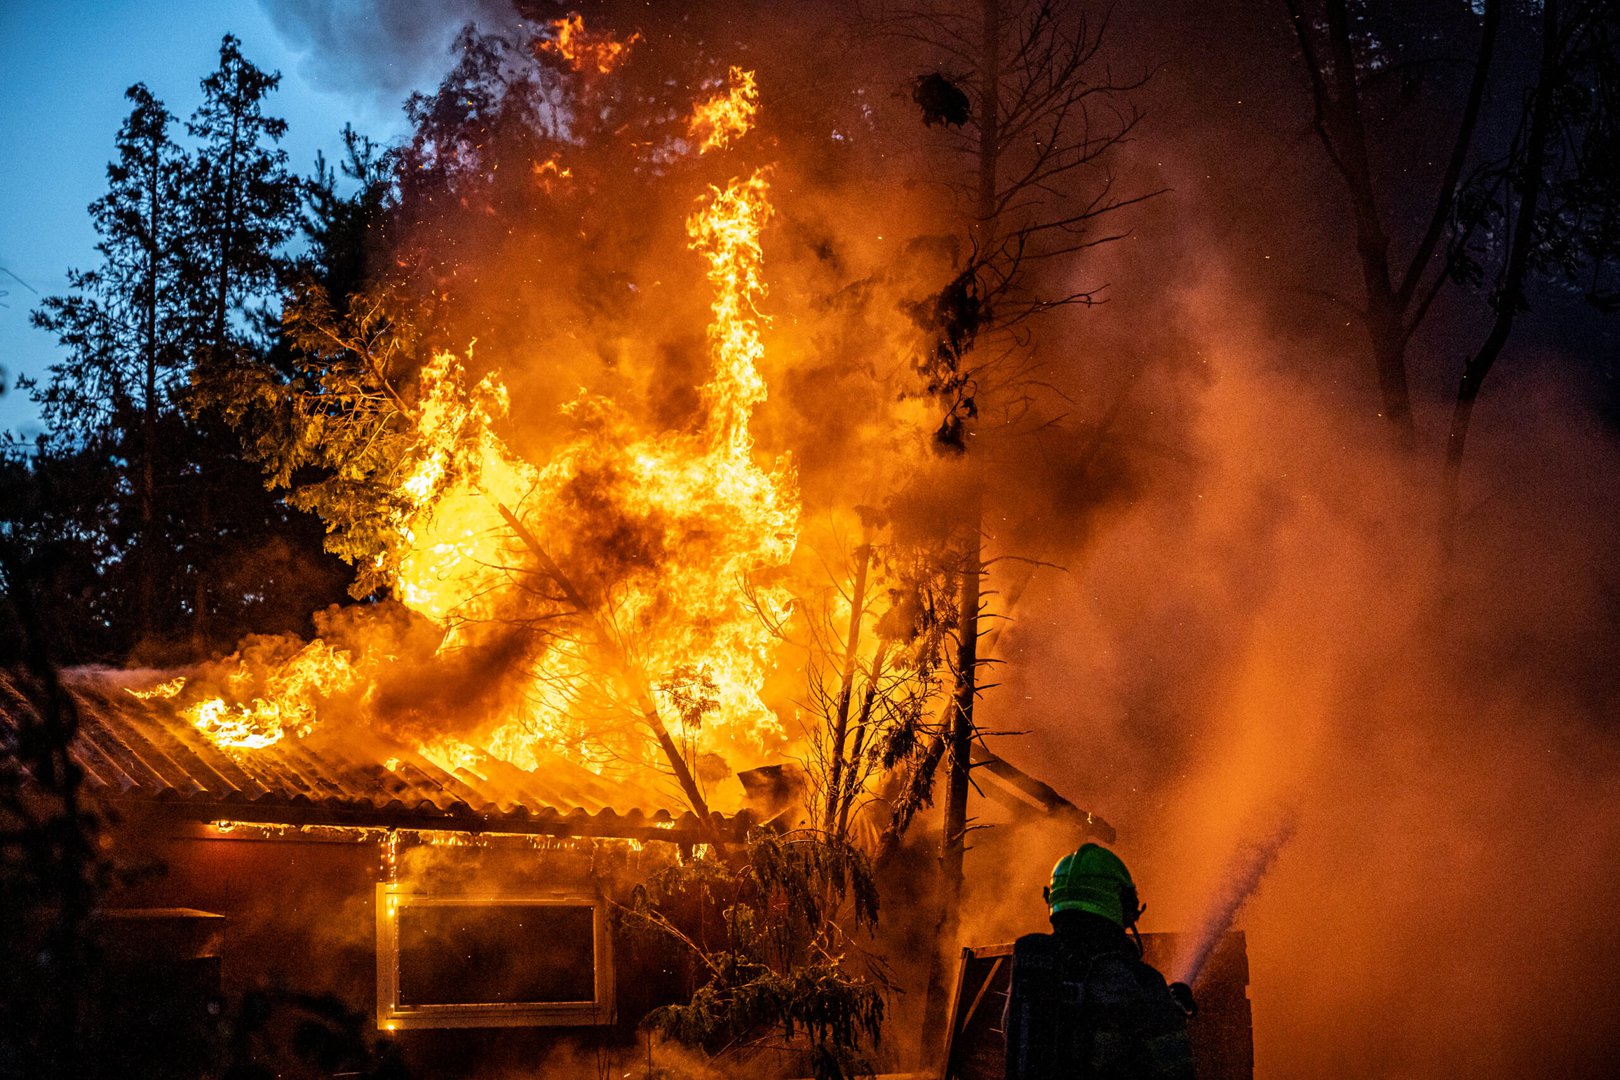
(1045, 843, 1139, 926)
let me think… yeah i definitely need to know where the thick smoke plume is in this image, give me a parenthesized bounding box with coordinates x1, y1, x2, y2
(986, 241, 1620, 1079)
(217, 3, 1620, 1076)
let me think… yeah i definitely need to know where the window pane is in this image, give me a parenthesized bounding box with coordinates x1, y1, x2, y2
(397, 904, 596, 1006)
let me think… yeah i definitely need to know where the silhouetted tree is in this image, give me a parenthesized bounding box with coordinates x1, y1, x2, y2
(1284, 0, 1501, 445)
(17, 39, 348, 663)
(186, 35, 299, 370)
(299, 126, 394, 305)
(1284, 0, 1620, 517)
(1443, 0, 1620, 519)
(29, 84, 188, 641)
(183, 35, 304, 644)
(865, 0, 1156, 1049)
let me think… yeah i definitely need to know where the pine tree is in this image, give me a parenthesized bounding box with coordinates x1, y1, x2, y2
(21, 44, 348, 662)
(29, 84, 189, 644)
(182, 35, 303, 644)
(185, 34, 298, 371)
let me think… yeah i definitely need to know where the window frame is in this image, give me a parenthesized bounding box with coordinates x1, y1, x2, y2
(375, 884, 615, 1030)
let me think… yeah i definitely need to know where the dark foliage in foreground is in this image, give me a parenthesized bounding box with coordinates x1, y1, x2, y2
(624, 830, 885, 1080)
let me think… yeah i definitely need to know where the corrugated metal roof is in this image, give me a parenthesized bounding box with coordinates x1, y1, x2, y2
(1, 669, 742, 842)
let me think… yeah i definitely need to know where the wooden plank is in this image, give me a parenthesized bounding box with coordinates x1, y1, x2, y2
(958, 956, 1003, 1037)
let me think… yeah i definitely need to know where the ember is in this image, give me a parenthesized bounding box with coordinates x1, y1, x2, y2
(10, 5, 1620, 1080)
(538, 13, 641, 76)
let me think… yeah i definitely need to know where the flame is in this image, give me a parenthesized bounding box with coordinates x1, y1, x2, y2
(690, 67, 759, 153)
(420, 165, 798, 775)
(176, 58, 799, 798)
(373, 167, 796, 776)
(539, 14, 641, 76)
(533, 157, 573, 194)
(128, 676, 186, 701)
(180, 639, 360, 749)
(689, 168, 773, 457)
(379, 164, 794, 773)
(390, 350, 538, 633)
(417, 734, 490, 779)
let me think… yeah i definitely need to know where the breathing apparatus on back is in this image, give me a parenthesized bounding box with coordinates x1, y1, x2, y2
(1044, 843, 1197, 1018)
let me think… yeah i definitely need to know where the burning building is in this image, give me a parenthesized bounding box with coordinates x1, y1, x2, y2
(1, 667, 748, 1076)
(11, 1, 1620, 1076)
(7, 664, 1249, 1079)
(1, 8, 1258, 1077)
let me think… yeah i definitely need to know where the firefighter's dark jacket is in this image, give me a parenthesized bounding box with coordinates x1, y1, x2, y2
(1003, 912, 1195, 1080)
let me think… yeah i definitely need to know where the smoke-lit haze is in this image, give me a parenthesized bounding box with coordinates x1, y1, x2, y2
(882, 3, 1620, 1077)
(989, 226, 1619, 1071)
(261, 2, 1620, 1075)
(55, 1, 1620, 1076)
(982, 88, 1620, 1080)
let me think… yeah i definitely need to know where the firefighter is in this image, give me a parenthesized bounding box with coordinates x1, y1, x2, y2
(1003, 844, 1196, 1080)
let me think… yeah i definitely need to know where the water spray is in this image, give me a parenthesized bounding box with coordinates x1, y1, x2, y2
(1172, 812, 1298, 988)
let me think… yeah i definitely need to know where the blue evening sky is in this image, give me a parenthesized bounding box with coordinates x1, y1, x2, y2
(0, 0, 457, 440)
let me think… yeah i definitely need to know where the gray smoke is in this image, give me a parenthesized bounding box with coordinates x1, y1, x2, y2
(256, 0, 534, 102)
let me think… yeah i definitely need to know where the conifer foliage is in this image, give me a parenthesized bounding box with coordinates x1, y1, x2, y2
(625, 830, 886, 1080)
(11, 37, 350, 663)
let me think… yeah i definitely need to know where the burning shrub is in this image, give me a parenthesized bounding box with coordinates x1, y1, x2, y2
(624, 830, 884, 1080)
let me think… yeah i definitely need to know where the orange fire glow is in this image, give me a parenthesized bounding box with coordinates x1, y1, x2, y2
(389, 348, 537, 633)
(539, 14, 642, 76)
(159, 62, 797, 800)
(182, 639, 360, 750)
(689, 67, 759, 153)
(450, 162, 797, 774)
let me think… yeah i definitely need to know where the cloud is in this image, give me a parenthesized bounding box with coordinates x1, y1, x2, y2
(256, 0, 528, 103)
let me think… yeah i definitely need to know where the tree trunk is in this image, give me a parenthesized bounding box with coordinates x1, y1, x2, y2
(825, 532, 874, 835)
(138, 132, 160, 644)
(922, 1, 999, 1059)
(190, 96, 242, 648)
(835, 643, 889, 842)
(1443, 0, 1559, 535)
(214, 101, 241, 367)
(921, 482, 983, 1055)
(1322, 0, 1416, 445)
(192, 489, 212, 647)
(1287, 0, 1502, 447)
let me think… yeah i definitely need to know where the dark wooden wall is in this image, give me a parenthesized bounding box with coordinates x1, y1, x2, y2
(98, 817, 690, 1078)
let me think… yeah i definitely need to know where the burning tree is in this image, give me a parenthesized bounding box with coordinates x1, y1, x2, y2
(30, 4, 1146, 1071)
(799, 509, 952, 849)
(189, 16, 940, 1071)
(861, 0, 1160, 1045)
(194, 19, 811, 843)
(229, 270, 767, 827)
